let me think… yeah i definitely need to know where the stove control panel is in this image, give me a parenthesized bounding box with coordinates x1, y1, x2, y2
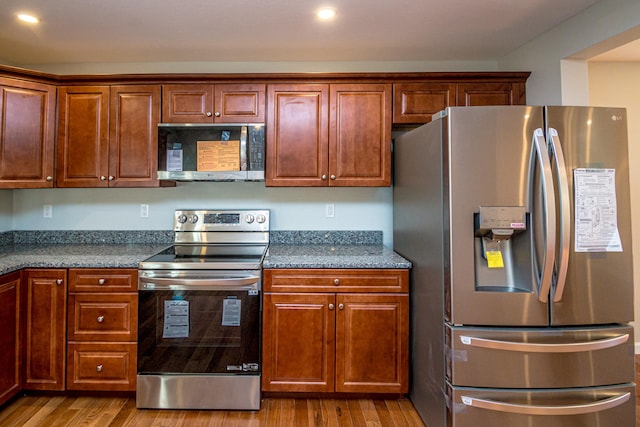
(174, 209, 270, 232)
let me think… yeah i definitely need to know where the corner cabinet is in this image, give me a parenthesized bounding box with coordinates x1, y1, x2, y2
(22, 269, 67, 391)
(0, 78, 56, 188)
(0, 272, 21, 406)
(262, 269, 409, 394)
(266, 83, 392, 187)
(56, 85, 161, 187)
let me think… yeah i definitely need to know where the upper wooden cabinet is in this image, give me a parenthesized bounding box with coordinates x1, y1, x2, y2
(162, 84, 265, 123)
(266, 83, 391, 187)
(456, 81, 526, 107)
(57, 85, 161, 187)
(0, 78, 56, 188)
(393, 83, 455, 125)
(392, 75, 528, 124)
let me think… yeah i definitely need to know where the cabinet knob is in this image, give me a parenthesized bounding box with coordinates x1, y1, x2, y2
(330, 175, 336, 180)
(46, 176, 53, 181)
(98, 278, 106, 285)
(97, 315, 105, 323)
(322, 175, 327, 180)
(100, 176, 106, 181)
(329, 304, 334, 310)
(215, 111, 221, 117)
(108, 176, 114, 181)
(333, 278, 340, 285)
(206, 111, 212, 117)
(339, 303, 345, 310)
(96, 364, 103, 373)
(56, 279, 63, 285)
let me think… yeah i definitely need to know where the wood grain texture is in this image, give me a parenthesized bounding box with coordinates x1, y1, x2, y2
(0, 396, 426, 426)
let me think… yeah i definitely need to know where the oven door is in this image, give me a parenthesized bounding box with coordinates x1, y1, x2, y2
(137, 270, 261, 375)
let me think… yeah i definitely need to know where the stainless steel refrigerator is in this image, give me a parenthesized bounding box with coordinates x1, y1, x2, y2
(393, 106, 636, 427)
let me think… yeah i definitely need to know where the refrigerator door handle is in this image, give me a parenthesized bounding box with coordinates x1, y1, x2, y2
(547, 128, 571, 302)
(461, 392, 630, 416)
(459, 333, 629, 353)
(529, 128, 556, 302)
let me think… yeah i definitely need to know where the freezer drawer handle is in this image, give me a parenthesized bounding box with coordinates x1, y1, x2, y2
(459, 334, 629, 352)
(461, 392, 630, 415)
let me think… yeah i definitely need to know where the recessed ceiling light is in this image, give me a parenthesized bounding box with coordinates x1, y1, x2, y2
(317, 8, 336, 20)
(17, 13, 39, 24)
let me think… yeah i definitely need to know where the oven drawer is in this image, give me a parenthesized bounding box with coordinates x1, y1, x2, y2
(68, 293, 138, 341)
(69, 268, 138, 292)
(67, 342, 137, 391)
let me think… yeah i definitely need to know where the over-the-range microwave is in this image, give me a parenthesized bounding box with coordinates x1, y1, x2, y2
(157, 123, 265, 182)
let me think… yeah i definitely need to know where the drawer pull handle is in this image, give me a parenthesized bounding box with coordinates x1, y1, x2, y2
(56, 279, 63, 285)
(98, 278, 106, 285)
(339, 303, 344, 310)
(97, 316, 105, 323)
(329, 304, 334, 310)
(334, 279, 340, 285)
(96, 364, 103, 373)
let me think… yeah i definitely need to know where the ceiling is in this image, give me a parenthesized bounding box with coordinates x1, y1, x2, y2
(0, 0, 635, 67)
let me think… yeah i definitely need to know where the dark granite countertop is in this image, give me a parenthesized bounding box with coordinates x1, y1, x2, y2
(0, 230, 411, 274)
(263, 244, 411, 269)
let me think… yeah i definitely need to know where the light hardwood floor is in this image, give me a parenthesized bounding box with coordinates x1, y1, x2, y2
(0, 395, 426, 426)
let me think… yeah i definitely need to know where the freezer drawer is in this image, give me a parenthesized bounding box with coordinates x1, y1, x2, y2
(447, 383, 635, 427)
(447, 324, 634, 388)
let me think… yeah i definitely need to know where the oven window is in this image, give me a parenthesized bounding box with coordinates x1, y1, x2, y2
(138, 289, 260, 374)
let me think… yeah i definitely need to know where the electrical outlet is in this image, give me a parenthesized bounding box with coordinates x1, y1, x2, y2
(43, 204, 52, 218)
(140, 204, 149, 218)
(325, 203, 335, 218)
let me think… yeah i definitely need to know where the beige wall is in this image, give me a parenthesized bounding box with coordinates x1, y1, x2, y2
(589, 61, 640, 350)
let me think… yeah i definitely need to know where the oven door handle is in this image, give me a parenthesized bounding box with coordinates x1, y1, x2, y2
(139, 274, 260, 291)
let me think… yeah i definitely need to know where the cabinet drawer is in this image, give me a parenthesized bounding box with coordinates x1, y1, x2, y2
(67, 342, 136, 391)
(68, 268, 138, 292)
(264, 269, 409, 293)
(68, 293, 138, 341)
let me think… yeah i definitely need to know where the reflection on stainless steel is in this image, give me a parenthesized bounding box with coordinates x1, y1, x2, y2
(137, 209, 269, 410)
(393, 106, 635, 426)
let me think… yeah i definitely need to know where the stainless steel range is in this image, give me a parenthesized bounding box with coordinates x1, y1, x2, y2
(136, 209, 269, 410)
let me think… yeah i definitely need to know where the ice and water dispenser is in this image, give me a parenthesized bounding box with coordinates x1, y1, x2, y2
(474, 206, 533, 292)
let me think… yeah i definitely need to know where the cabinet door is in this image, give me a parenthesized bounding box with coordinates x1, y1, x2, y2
(266, 84, 329, 186)
(456, 82, 525, 106)
(109, 85, 160, 187)
(0, 78, 56, 188)
(329, 84, 392, 186)
(22, 269, 67, 391)
(262, 293, 335, 392)
(214, 84, 265, 123)
(162, 84, 214, 123)
(0, 272, 20, 405)
(56, 86, 110, 187)
(336, 293, 409, 393)
(393, 83, 454, 124)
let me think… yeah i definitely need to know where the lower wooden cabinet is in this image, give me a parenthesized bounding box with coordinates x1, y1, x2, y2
(22, 269, 67, 391)
(262, 269, 409, 394)
(67, 268, 138, 391)
(0, 272, 21, 405)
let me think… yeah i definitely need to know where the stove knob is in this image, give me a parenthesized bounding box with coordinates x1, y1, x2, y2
(245, 214, 255, 224)
(177, 214, 188, 224)
(256, 214, 266, 224)
(190, 214, 199, 224)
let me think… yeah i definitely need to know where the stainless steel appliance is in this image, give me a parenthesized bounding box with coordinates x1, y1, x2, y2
(157, 124, 265, 181)
(393, 106, 636, 426)
(136, 209, 269, 410)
